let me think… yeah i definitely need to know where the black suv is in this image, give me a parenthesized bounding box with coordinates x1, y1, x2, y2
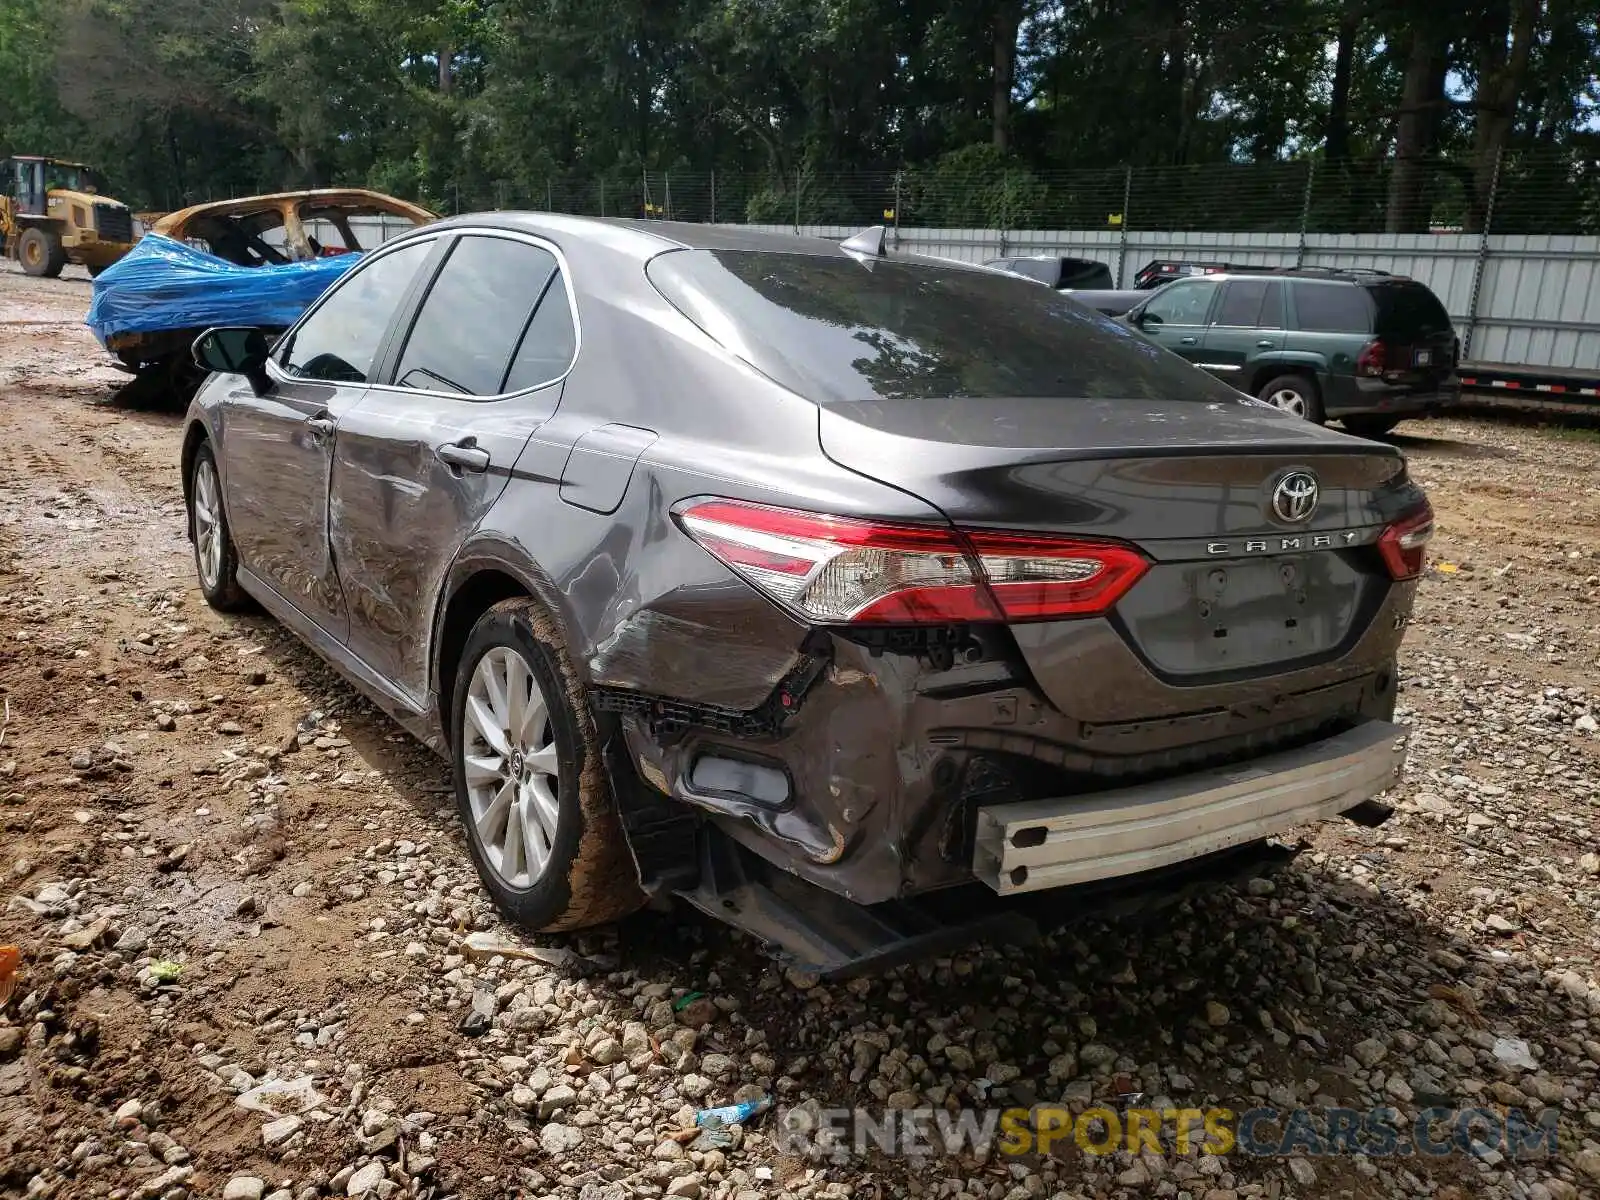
(1124, 268, 1460, 437)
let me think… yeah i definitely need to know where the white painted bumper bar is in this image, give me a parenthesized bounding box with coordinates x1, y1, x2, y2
(973, 720, 1406, 895)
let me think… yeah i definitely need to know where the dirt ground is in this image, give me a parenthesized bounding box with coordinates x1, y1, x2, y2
(2, 263, 1598, 1200)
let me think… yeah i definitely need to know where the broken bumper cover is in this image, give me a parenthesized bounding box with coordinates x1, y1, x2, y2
(973, 718, 1406, 895)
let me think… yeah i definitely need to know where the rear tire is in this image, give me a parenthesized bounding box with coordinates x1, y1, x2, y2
(18, 227, 66, 278)
(1341, 414, 1402, 438)
(1258, 373, 1324, 423)
(451, 598, 644, 932)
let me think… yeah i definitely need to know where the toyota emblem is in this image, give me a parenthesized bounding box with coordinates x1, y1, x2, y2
(1271, 471, 1319, 523)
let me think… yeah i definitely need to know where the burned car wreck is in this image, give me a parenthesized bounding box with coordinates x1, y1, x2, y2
(88, 189, 433, 399)
(179, 216, 1427, 978)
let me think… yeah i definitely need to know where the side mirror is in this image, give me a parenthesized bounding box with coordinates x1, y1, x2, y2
(1134, 309, 1161, 328)
(193, 327, 271, 394)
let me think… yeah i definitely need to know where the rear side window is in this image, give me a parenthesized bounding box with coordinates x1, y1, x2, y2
(393, 236, 559, 396)
(1370, 282, 1452, 335)
(503, 274, 577, 392)
(647, 250, 1244, 405)
(1291, 282, 1372, 333)
(1213, 280, 1286, 328)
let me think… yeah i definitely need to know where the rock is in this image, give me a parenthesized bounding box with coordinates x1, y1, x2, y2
(1486, 914, 1518, 934)
(1492, 1037, 1537, 1071)
(621, 1023, 651, 1057)
(541, 1122, 584, 1155)
(219, 720, 244, 735)
(1385, 1074, 1413, 1102)
(1576, 714, 1598, 734)
(1579, 852, 1600, 876)
(1352, 1038, 1388, 1068)
(113, 1098, 144, 1123)
(113, 926, 149, 955)
(346, 1161, 386, 1196)
(589, 1037, 623, 1065)
(1205, 1001, 1230, 1027)
(1117, 1162, 1150, 1187)
(1287, 1158, 1316, 1186)
(539, 1084, 578, 1118)
(676, 996, 718, 1027)
(665, 1175, 704, 1199)
(0, 1028, 22, 1058)
(679, 1073, 713, 1099)
(458, 986, 496, 1036)
(944, 1044, 975, 1072)
(261, 1115, 303, 1147)
(224, 1178, 267, 1200)
(62, 915, 111, 951)
(1573, 1149, 1600, 1182)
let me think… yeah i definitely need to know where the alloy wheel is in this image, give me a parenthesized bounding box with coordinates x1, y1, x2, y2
(1267, 387, 1309, 418)
(462, 646, 561, 888)
(192, 457, 224, 590)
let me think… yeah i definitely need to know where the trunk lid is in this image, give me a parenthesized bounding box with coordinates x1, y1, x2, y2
(818, 396, 1422, 690)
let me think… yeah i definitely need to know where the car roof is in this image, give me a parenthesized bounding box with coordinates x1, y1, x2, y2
(423, 212, 992, 268)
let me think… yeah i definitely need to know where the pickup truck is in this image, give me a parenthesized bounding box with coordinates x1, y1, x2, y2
(984, 255, 1144, 315)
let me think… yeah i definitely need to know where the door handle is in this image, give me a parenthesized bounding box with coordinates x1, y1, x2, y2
(437, 440, 491, 473)
(305, 415, 335, 442)
(1256, 339, 1276, 348)
(1180, 336, 1198, 345)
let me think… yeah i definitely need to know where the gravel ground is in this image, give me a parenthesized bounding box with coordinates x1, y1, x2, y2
(2, 262, 1599, 1200)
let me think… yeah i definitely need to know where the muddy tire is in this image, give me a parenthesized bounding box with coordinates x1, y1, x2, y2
(451, 598, 644, 931)
(187, 442, 249, 611)
(18, 227, 66, 278)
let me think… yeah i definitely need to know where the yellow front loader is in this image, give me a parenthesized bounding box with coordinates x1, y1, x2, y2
(1, 155, 137, 278)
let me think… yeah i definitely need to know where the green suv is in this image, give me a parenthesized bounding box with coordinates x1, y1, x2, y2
(1122, 268, 1460, 437)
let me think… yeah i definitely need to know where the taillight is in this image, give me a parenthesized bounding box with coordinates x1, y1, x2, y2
(1357, 340, 1387, 377)
(675, 499, 1149, 625)
(1378, 501, 1433, 580)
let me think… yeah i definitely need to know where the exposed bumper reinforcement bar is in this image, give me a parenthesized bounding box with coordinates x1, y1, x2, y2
(973, 719, 1406, 896)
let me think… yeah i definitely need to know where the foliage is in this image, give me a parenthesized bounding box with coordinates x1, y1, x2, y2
(0, 0, 1593, 230)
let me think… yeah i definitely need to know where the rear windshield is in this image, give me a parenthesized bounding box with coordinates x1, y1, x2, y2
(1368, 281, 1453, 336)
(646, 249, 1243, 405)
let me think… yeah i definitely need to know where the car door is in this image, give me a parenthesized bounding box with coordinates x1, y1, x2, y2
(1130, 278, 1219, 364)
(219, 238, 437, 638)
(327, 231, 578, 704)
(1198, 278, 1285, 384)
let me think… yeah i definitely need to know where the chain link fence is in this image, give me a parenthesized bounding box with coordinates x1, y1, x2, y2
(464, 147, 1599, 238)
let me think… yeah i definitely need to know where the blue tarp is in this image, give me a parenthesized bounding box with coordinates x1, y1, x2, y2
(87, 234, 362, 346)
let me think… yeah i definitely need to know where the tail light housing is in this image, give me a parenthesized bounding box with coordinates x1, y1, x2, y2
(1378, 501, 1434, 580)
(1357, 340, 1387, 378)
(676, 499, 1148, 625)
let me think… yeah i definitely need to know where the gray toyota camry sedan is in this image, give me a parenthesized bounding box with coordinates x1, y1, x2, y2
(181, 215, 1431, 976)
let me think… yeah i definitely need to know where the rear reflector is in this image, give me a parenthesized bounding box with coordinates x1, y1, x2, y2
(1378, 501, 1434, 580)
(676, 499, 1149, 625)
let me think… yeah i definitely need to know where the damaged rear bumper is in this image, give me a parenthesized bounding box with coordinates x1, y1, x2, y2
(972, 718, 1405, 895)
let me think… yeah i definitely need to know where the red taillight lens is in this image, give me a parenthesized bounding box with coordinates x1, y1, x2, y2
(676, 499, 1149, 625)
(1357, 339, 1387, 377)
(1378, 501, 1434, 580)
(965, 529, 1149, 619)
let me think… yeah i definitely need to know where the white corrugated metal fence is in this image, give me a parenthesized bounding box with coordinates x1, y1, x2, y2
(739, 224, 1600, 372)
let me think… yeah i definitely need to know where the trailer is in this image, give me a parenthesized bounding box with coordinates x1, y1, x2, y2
(1457, 361, 1600, 414)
